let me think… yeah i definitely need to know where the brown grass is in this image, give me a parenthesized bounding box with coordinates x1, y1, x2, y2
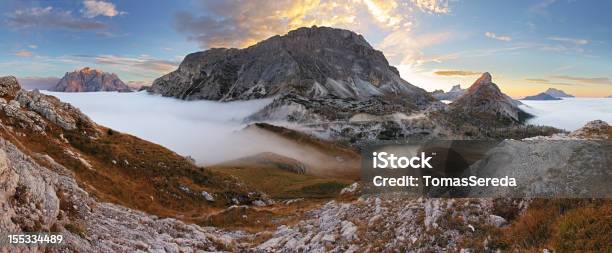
(499, 199, 612, 252)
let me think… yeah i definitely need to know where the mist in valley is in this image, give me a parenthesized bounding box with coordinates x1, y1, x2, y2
(42, 91, 357, 171)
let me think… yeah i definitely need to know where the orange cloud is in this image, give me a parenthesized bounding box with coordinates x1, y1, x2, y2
(434, 70, 481, 76)
(14, 50, 34, 57)
(175, 0, 452, 49)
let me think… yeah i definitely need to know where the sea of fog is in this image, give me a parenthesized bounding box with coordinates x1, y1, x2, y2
(43, 91, 275, 165)
(519, 97, 612, 131)
(39, 92, 611, 164)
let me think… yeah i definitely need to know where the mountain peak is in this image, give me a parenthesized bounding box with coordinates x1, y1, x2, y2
(544, 87, 574, 98)
(476, 72, 492, 84)
(53, 68, 131, 92)
(449, 84, 462, 92)
(150, 26, 431, 108)
(451, 73, 529, 123)
(468, 72, 495, 93)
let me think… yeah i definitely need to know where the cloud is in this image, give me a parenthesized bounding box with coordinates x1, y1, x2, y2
(529, 0, 556, 15)
(485, 32, 512, 42)
(174, 0, 452, 49)
(525, 78, 577, 86)
(547, 36, 589, 45)
(6, 6, 107, 30)
(377, 30, 452, 66)
(17, 76, 60, 90)
(91, 55, 179, 72)
(525, 78, 550, 83)
(82, 0, 126, 18)
(411, 0, 450, 14)
(14, 50, 34, 57)
(29, 44, 38, 49)
(551, 75, 612, 85)
(434, 70, 481, 76)
(70, 54, 179, 76)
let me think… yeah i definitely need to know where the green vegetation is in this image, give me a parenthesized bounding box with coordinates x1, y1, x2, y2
(209, 164, 351, 199)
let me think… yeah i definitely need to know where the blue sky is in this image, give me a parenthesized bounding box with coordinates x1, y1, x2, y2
(0, 0, 610, 97)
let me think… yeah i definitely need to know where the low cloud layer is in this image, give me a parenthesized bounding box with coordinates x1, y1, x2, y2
(43, 91, 280, 165)
(520, 98, 612, 131)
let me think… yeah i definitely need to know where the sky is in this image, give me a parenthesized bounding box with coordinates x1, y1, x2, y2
(0, 0, 610, 97)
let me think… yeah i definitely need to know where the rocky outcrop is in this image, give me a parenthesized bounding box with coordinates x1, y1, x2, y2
(53, 67, 131, 92)
(467, 121, 611, 198)
(15, 90, 97, 131)
(0, 139, 237, 252)
(255, 195, 506, 252)
(544, 88, 574, 98)
(522, 92, 561, 100)
(569, 120, 611, 139)
(0, 76, 21, 97)
(0, 76, 98, 134)
(150, 26, 432, 106)
(432, 84, 466, 101)
(450, 72, 530, 122)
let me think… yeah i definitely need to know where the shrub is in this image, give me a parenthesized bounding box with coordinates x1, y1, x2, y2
(503, 207, 555, 249)
(552, 206, 612, 252)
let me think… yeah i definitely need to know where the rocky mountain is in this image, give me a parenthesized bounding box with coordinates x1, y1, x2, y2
(522, 92, 561, 100)
(544, 88, 574, 98)
(450, 72, 530, 123)
(432, 84, 466, 101)
(53, 67, 131, 92)
(149, 26, 432, 110)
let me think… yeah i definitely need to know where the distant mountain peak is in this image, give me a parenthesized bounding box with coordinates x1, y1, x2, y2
(53, 67, 131, 92)
(449, 84, 462, 92)
(544, 87, 574, 98)
(432, 84, 465, 101)
(522, 92, 561, 100)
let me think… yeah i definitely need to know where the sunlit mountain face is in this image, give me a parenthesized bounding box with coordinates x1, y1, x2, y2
(1, 0, 611, 97)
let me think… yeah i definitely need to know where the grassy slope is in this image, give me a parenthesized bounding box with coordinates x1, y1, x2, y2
(0, 108, 258, 222)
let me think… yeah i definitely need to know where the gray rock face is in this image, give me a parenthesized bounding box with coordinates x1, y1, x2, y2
(522, 92, 561, 100)
(466, 139, 611, 198)
(432, 84, 466, 101)
(0, 76, 21, 97)
(150, 26, 432, 105)
(15, 90, 97, 132)
(0, 76, 97, 133)
(0, 139, 237, 253)
(544, 88, 574, 98)
(451, 72, 529, 122)
(256, 196, 502, 252)
(53, 67, 131, 92)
